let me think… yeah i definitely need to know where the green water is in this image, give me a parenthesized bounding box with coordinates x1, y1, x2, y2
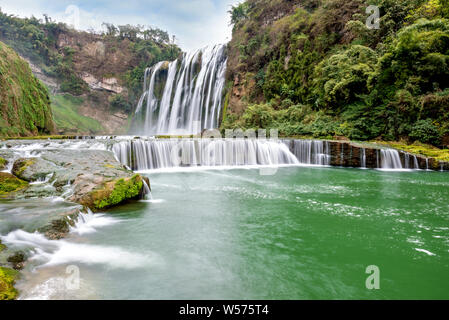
(16, 167, 449, 299)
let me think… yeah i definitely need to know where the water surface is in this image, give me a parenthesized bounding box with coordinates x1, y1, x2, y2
(4, 167, 449, 299)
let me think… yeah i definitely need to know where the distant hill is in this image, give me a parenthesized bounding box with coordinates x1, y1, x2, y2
(0, 41, 54, 137)
(0, 10, 181, 135)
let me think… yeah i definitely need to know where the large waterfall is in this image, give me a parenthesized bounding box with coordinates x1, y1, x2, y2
(132, 45, 227, 135)
(112, 139, 300, 171)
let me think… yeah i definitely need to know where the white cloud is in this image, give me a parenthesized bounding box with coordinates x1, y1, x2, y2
(0, 0, 240, 51)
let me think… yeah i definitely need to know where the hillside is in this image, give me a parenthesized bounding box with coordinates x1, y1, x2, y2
(0, 10, 181, 135)
(223, 0, 449, 147)
(0, 41, 54, 137)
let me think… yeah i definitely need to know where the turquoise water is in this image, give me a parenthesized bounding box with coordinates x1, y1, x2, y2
(10, 167, 449, 299)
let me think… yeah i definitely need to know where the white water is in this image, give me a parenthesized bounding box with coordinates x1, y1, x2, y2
(1, 210, 154, 271)
(380, 149, 403, 169)
(360, 148, 366, 168)
(112, 138, 303, 171)
(289, 140, 331, 165)
(133, 45, 227, 135)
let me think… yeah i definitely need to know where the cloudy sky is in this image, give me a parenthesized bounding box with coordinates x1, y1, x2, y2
(0, 0, 240, 51)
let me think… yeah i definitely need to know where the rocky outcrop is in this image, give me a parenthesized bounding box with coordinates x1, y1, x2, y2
(81, 72, 124, 94)
(4, 149, 147, 210)
(0, 173, 28, 196)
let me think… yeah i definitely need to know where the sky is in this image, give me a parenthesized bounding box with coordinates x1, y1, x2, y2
(0, 0, 241, 51)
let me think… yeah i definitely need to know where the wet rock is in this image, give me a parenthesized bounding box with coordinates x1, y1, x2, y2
(12, 157, 60, 182)
(0, 266, 18, 300)
(0, 172, 28, 197)
(0, 157, 7, 171)
(11, 149, 146, 210)
(7, 251, 25, 270)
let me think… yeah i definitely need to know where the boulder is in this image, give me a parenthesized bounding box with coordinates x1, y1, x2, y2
(11, 149, 146, 210)
(0, 173, 28, 196)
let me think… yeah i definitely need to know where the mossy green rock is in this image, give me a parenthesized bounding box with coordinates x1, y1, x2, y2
(0, 157, 7, 170)
(90, 174, 143, 209)
(12, 157, 59, 182)
(0, 172, 28, 195)
(0, 41, 54, 138)
(0, 266, 19, 300)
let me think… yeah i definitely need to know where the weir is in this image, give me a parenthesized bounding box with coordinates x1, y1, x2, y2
(132, 45, 227, 135)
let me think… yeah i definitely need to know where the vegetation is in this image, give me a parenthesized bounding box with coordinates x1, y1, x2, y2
(0, 157, 6, 170)
(0, 9, 181, 135)
(91, 174, 143, 209)
(224, 0, 449, 147)
(50, 94, 104, 134)
(385, 141, 449, 161)
(0, 41, 54, 137)
(0, 172, 28, 195)
(0, 266, 19, 300)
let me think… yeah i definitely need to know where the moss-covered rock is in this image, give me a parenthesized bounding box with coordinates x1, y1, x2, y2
(90, 174, 143, 210)
(0, 266, 19, 300)
(0, 41, 54, 138)
(11, 158, 37, 180)
(7, 251, 25, 270)
(0, 172, 28, 195)
(0, 157, 7, 170)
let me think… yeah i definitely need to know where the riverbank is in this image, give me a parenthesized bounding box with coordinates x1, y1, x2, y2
(0, 143, 149, 299)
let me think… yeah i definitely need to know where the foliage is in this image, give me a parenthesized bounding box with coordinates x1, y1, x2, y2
(409, 119, 441, 144)
(109, 94, 132, 112)
(50, 94, 104, 134)
(0, 266, 19, 300)
(92, 174, 143, 209)
(0, 41, 54, 137)
(225, 0, 449, 146)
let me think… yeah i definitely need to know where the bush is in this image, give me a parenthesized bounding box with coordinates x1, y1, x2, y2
(109, 94, 132, 112)
(410, 119, 441, 144)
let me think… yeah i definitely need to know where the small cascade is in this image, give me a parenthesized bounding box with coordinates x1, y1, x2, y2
(340, 143, 344, 166)
(132, 45, 227, 135)
(404, 153, 410, 169)
(141, 179, 153, 200)
(112, 138, 299, 171)
(360, 148, 366, 168)
(291, 140, 331, 165)
(413, 155, 419, 169)
(426, 158, 429, 170)
(379, 149, 403, 169)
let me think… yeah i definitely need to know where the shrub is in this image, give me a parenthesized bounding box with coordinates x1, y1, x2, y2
(410, 119, 441, 144)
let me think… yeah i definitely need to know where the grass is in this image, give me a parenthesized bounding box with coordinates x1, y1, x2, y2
(384, 142, 449, 162)
(50, 93, 104, 134)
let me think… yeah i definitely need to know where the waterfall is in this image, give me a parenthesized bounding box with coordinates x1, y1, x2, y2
(291, 140, 330, 165)
(133, 44, 227, 135)
(112, 138, 299, 171)
(413, 155, 419, 169)
(360, 148, 366, 168)
(379, 149, 403, 169)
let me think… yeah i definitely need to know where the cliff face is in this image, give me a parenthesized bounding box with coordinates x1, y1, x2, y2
(0, 11, 181, 135)
(224, 0, 449, 147)
(0, 41, 54, 137)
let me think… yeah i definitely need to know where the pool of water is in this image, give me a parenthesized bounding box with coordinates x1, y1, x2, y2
(4, 166, 449, 299)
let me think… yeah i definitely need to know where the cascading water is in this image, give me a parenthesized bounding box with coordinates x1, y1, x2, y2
(112, 138, 300, 171)
(289, 140, 331, 165)
(132, 45, 227, 135)
(379, 149, 403, 169)
(360, 148, 366, 168)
